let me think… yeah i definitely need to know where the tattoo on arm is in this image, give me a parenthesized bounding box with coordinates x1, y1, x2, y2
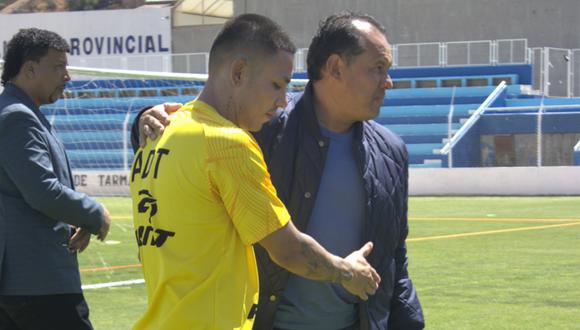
(299, 240, 353, 283)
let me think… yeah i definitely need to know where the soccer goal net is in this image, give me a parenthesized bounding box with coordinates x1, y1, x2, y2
(42, 65, 307, 199)
(45, 66, 212, 198)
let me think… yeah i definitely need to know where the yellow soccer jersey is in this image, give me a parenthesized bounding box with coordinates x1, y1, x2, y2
(130, 100, 290, 330)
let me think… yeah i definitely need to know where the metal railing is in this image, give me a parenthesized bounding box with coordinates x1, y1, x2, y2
(9, 38, 580, 98)
(486, 104, 580, 112)
(393, 42, 441, 67)
(531, 47, 578, 97)
(439, 81, 508, 167)
(392, 39, 528, 68)
(445, 87, 457, 167)
(64, 38, 530, 73)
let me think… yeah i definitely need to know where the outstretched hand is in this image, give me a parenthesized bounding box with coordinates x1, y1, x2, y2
(340, 242, 381, 301)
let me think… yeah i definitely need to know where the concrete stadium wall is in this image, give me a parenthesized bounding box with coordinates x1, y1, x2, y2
(172, 24, 222, 54)
(232, 0, 580, 49)
(73, 171, 129, 197)
(409, 166, 580, 196)
(73, 167, 580, 197)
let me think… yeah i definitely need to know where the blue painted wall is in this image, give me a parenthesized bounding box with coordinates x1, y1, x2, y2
(480, 113, 580, 134)
(449, 112, 580, 167)
(293, 64, 533, 84)
(445, 121, 482, 167)
(388, 65, 532, 84)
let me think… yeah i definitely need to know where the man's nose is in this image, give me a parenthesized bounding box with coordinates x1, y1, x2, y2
(64, 69, 71, 82)
(384, 74, 393, 90)
(276, 92, 289, 109)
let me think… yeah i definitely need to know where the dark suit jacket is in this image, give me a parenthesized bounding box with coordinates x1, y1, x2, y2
(0, 83, 103, 295)
(252, 84, 424, 329)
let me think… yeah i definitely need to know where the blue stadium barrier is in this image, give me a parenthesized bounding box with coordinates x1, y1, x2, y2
(397, 135, 447, 144)
(53, 62, 576, 170)
(505, 97, 580, 107)
(408, 154, 445, 165)
(293, 64, 533, 85)
(57, 131, 125, 150)
(388, 65, 532, 84)
(410, 163, 443, 168)
(377, 104, 479, 124)
(379, 104, 477, 117)
(480, 112, 580, 134)
(383, 123, 461, 136)
(384, 84, 525, 99)
(383, 96, 487, 106)
(67, 149, 131, 169)
(396, 74, 518, 88)
(406, 143, 444, 155)
(62, 141, 125, 151)
(52, 114, 138, 131)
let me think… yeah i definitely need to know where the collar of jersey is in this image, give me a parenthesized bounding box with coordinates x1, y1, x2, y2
(183, 99, 238, 129)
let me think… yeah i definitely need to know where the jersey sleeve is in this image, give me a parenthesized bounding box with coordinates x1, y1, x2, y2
(206, 129, 290, 245)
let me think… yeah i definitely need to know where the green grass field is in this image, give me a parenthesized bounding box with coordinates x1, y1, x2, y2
(79, 197, 580, 329)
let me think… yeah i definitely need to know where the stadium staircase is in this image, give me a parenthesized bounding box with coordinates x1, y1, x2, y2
(360, 64, 540, 168)
(378, 83, 531, 168)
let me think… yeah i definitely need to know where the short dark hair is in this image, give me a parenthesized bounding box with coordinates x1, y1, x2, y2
(1, 28, 69, 86)
(208, 13, 296, 73)
(306, 12, 386, 81)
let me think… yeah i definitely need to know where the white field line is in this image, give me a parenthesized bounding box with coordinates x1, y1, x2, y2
(82, 279, 144, 290)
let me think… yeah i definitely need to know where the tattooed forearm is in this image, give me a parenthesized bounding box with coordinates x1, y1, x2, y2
(259, 221, 379, 300)
(299, 238, 353, 283)
(300, 240, 333, 278)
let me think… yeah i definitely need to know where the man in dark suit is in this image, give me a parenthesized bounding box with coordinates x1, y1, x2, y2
(0, 28, 111, 329)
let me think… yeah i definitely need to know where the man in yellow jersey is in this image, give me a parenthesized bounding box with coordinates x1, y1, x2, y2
(130, 14, 380, 330)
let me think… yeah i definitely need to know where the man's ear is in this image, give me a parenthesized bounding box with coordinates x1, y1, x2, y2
(21, 60, 36, 79)
(322, 54, 345, 81)
(229, 57, 248, 87)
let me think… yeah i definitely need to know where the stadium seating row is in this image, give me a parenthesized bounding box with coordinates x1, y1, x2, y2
(44, 64, 580, 169)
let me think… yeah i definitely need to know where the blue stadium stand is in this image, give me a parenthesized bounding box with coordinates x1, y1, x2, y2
(378, 86, 532, 167)
(368, 64, 537, 167)
(44, 64, 566, 170)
